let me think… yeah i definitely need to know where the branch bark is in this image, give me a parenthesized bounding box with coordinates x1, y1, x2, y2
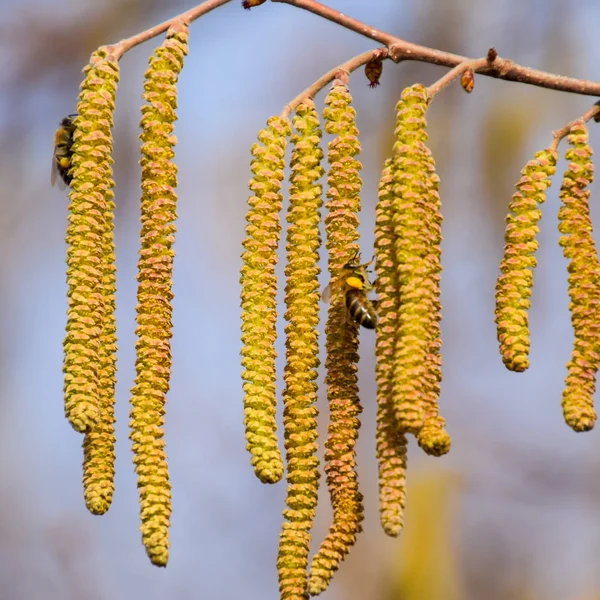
(273, 0, 600, 97)
(97, 0, 600, 100)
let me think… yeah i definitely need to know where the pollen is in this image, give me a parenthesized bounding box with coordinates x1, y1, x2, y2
(345, 275, 363, 289)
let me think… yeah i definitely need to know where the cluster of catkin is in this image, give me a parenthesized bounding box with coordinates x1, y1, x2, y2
(62, 24, 189, 568)
(495, 121, 600, 432)
(241, 82, 450, 600)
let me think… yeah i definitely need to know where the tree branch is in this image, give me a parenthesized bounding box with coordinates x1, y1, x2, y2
(272, 0, 600, 97)
(92, 0, 600, 99)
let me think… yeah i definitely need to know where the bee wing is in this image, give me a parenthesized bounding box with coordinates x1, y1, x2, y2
(50, 154, 57, 187)
(50, 156, 66, 190)
(321, 283, 333, 304)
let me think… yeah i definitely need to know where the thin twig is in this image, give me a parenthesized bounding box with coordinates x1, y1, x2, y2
(426, 57, 490, 99)
(550, 103, 600, 152)
(272, 0, 600, 97)
(107, 0, 232, 59)
(280, 48, 387, 119)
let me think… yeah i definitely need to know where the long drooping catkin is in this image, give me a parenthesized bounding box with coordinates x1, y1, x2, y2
(277, 101, 323, 600)
(558, 121, 600, 432)
(308, 81, 364, 596)
(374, 157, 409, 535)
(389, 84, 449, 452)
(64, 49, 119, 435)
(240, 116, 289, 485)
(82, 185, 118, 515)
(495, 149, 557, 373)
(129, 24, 188, 568)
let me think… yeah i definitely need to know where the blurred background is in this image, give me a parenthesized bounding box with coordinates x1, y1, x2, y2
(2, 0, 600, 598)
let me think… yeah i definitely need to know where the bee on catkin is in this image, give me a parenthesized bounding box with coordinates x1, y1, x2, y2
(51, 114, 77, 189)
(322, 253, 377, 330)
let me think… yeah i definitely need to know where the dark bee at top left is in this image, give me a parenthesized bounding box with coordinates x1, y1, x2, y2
(51, 114, 77, 189)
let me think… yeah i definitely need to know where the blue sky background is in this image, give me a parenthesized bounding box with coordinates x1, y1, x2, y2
(2, 0, 600, 598)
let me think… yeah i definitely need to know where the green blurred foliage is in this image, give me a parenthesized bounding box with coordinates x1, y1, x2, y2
(384, 471, 462, 600)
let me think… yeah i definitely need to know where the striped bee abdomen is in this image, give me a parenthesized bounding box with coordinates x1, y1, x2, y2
(345, 288, 377, 329)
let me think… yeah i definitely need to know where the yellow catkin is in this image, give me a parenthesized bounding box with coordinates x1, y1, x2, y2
(390, 84, 449, 448)
(558, 121, 599, 432)
(495, 149, 558, 372)
(277, 101, 323, 600)
(82, 187, 117, 514)
(129, 24, 188, 568)
(374, 157, 408, 535)
(416, 149, 450, 457)
(240, 116, 290, 485)
(308, 82, 364, 596)
(63, 49, 119, 434)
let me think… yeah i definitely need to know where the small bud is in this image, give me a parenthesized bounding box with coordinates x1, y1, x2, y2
(365, 58, 383, 88)
(461, 68, 475, 93)
(242, 0, 266, 8)
(487, 47, 498, 62)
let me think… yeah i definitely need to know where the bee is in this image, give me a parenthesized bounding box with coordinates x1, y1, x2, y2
(322, 253, 378, 329)
(51, 114, 77, 189)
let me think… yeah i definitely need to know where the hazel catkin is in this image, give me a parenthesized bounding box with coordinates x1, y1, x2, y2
(277, 100, 323, 600)
(308, 81, 364, 596)
(558, 121, 599, 432)
(129, 24, 189, 568)
(241, 116, 290, 485)
(495, 148, 557, 373)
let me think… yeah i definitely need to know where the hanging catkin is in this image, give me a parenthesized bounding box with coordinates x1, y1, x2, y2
(277, 100, 323, 600)
(64, 49, 119, 435)
(129, 23, 188, 568)
(558, 121, 600, 432)
(495, 149, 557, 372)
(308, 81, 364, 596)
(240, 116, 290, 485)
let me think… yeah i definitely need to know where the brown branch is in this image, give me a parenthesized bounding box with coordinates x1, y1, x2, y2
(83, 0, 599, 98)
(280, 48, 387, 119)
(272, 0, 600, 97)
(106, 0, 232, 59)
(550, 103, 600, 152)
